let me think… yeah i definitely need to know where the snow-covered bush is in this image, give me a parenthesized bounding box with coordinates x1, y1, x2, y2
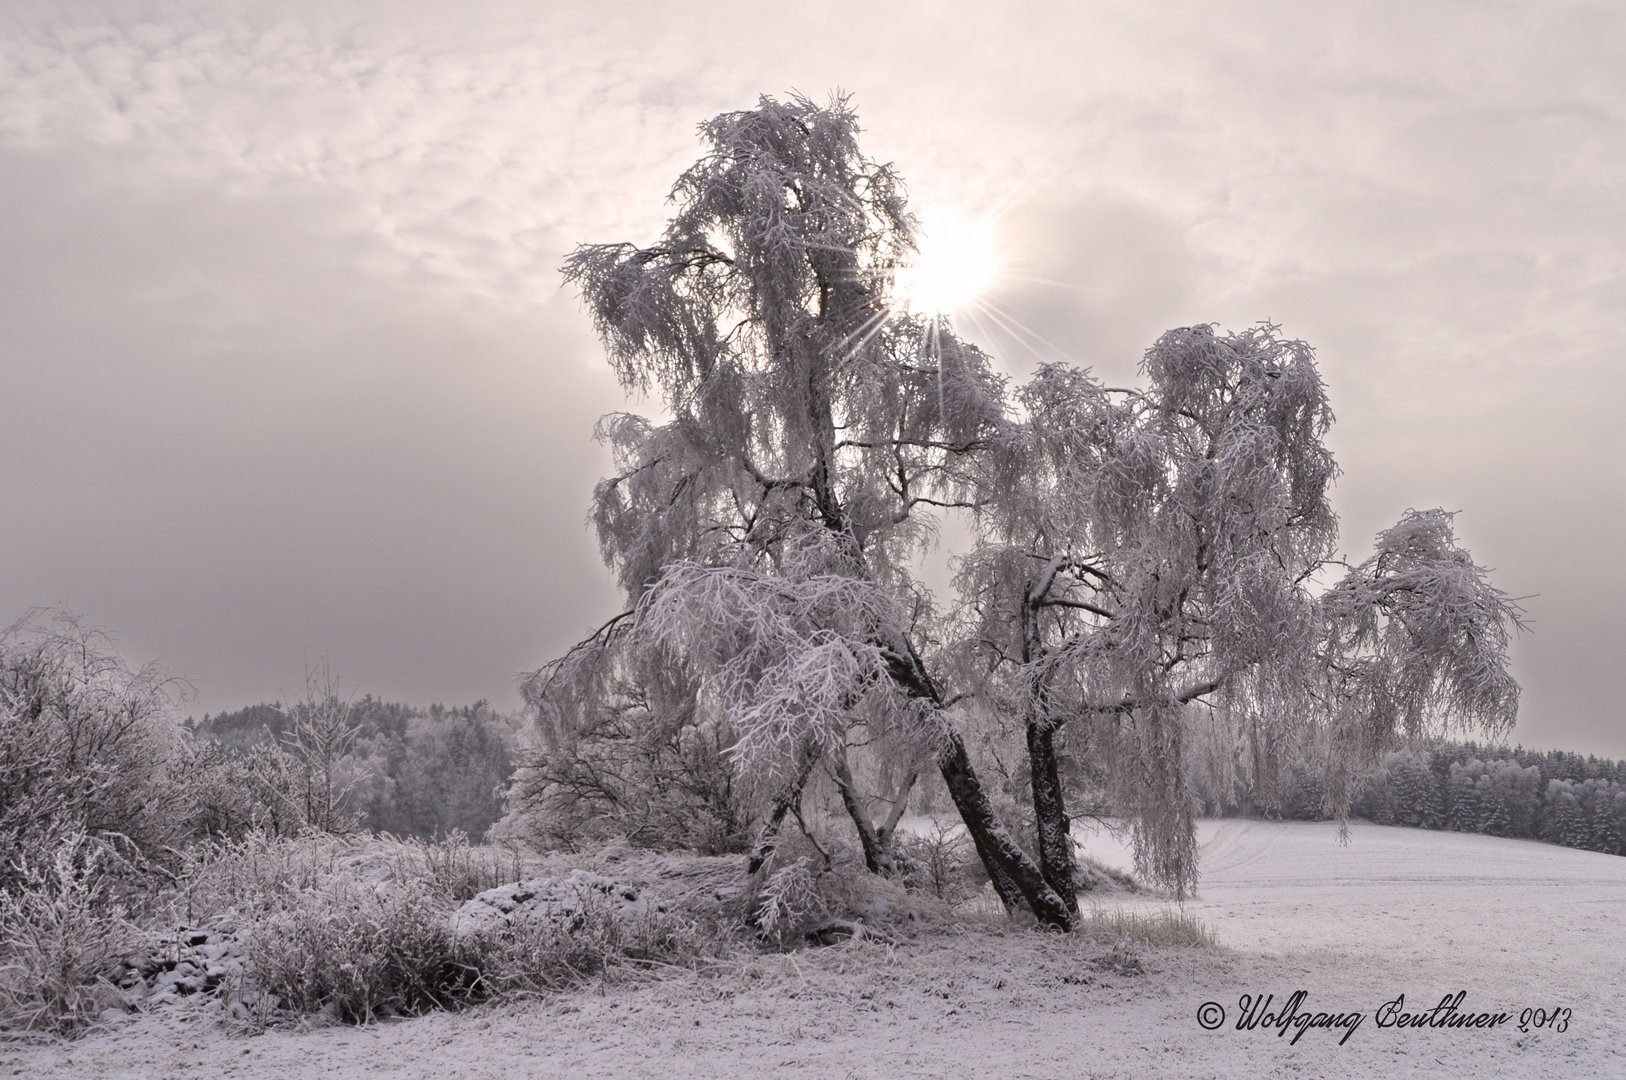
(455, 888, 709, 997)
(247, 877, 461, 1023)
(0, 830, 138, 1037)
(390, 832, 523, 904)
(509, 620, 754, 855)
(163, 833, 722, 1026)
(0, 613, 187, 893)
(896, 822, 981, 906)
(754, 856, 830, 946)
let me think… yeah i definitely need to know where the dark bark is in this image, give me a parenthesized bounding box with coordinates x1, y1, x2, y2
(746, 745, 818, 875)
(1026, 717, 1080, 917)
(1021, 573, 1081, 919)
(831, 745, 918, 877)
(875, 634, 1073, 928)
(831, 747, 886, 874)
(938, 731, 1074, 929)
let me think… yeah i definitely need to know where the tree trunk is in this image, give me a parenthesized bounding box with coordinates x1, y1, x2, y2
(1021, 576, 1081, 918)
(880, 636, 1074, 929)
(874, 769, 917, 853)
(831, 745, 917, 877)
(1026, 716, 1080, 918)
(938, 731, 1075, 929)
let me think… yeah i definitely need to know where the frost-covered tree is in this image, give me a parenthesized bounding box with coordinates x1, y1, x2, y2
(535, 92, 1074, 927)
(955, 326, 1341, 901)
(533, 92, 1524, 930)
(955, 328, 1523, 904)
(1316, 509, 1523, 814)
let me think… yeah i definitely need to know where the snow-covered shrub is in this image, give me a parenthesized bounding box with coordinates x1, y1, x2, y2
(740, 823, 941, 948)
(246, 858, 716, 1021)
(172, 737, 330, 841)
(0, 614, 187, 893)
(165, 834, 722, 1025)
(246, 877, 464, 1023)
(0, 830, 138, 1036)
(456, 885, 709, 997)
(390, 832, 521, 904)
(896, 822, 981, 905)
(510, 623, 753, 855)
(754, 857, 828, 946)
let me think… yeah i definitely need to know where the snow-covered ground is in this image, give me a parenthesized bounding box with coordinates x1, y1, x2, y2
(7, 821, 1624, 1078)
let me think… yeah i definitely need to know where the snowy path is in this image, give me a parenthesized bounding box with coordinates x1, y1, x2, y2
(8, 821, 1625, 1078)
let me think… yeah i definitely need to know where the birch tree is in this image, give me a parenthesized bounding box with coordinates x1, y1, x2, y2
(542, 92, 1074, 927)
(956, 327, 1523, 906)
(535, 92, 1524, 931)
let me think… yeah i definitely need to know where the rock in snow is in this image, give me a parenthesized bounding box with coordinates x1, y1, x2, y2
(448, 871, 652, 939)
(117, 923, 265, 1019)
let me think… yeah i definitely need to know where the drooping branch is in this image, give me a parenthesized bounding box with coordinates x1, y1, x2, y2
(747, 742, 819, 876)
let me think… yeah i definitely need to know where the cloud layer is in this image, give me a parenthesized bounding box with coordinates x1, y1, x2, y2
(1, 0, 1621, 752)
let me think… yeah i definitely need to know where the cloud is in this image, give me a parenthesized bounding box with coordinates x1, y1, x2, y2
(0, 142, 622, 710)
(0, 0, 1622, 750)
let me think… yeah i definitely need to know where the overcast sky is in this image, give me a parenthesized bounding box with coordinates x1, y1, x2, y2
(2, 0, 1622, 755)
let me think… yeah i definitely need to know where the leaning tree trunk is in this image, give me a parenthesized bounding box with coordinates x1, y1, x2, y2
(938, 732, 1074, 928)
(830, 744, 917, 877)
(882, 641, 1075, 930)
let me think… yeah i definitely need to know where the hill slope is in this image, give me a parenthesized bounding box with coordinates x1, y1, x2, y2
(9, 821, 1623, 1078)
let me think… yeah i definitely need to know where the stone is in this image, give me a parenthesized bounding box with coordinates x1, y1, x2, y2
(448, 870, 648, 939)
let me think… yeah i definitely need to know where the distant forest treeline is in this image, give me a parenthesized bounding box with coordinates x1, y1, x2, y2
(187, 696, 520, 842)
(187, 696, 1626, 859)
(1197, 741, 1626, 856)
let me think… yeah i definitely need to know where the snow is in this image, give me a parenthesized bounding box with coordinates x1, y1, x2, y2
(7, 821, 1624, 1078)
(448, 871, 650, 939)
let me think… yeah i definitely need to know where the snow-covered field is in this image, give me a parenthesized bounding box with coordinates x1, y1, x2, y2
(7, 820, 1623, 1079)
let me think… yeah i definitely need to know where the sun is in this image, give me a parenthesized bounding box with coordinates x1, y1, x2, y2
(894, 209, 1000, 317)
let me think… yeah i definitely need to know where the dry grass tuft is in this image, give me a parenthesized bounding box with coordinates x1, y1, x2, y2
(1073, 904, 1216, 948)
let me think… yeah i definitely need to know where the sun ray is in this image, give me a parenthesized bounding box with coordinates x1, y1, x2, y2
(958, 293, 1085, 368)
